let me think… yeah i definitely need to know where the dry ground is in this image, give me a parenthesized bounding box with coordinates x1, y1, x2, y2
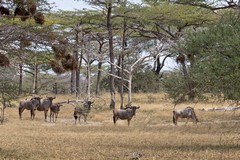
(1, 93, 240, 160)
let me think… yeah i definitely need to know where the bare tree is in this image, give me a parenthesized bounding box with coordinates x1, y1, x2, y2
(109, 55, 153, 106)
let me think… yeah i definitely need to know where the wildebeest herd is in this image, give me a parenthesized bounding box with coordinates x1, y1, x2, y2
(18, 95, 199, 126)
(18, 96, 95, 124)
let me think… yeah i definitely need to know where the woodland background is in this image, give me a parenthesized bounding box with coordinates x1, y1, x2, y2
(1, 0, 240, 108)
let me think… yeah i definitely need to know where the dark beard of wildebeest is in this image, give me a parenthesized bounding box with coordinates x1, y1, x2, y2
(173, 106, 199, 125)
(73, 100, 94, 124)
(50, 103, 62, 123)
(113, 106, 140, 126)
(19, 97, 42, 120)
(37, 96, 56, 122)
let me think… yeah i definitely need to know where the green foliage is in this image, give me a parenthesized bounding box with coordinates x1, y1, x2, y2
(0, 69, 19, 106)
(162, 70, 187, 101)
(132, 68, 161, 93)
(183, 11, 240, 100)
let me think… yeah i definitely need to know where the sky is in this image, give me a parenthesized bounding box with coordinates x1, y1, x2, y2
(49, 0, 143, 11)
(49, 0, 92, 11)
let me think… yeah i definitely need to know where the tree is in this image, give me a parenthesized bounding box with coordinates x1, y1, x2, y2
(181, 11, 240, 101)
(0, 67, 19, 123)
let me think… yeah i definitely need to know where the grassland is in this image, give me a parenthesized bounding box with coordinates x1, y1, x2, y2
(1, 93, 240, 160)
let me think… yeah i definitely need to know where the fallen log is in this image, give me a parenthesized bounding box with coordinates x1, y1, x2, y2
(199, 106, 240, 111)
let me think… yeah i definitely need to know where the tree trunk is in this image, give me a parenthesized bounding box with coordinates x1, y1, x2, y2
(86, 61, 91, 101)
(118, 0, 127, 109)
(95, 42, 104, 96)
(118, 54, 124, 109)
(19, 63, 23, 95)
(180, 54, 195, 100)
(74, 30, 82, 98)
(95, 61, 102, 96)
(70, 70, 76, 94)
(154, 55, 161, 75)
(32, 64, 38, 94)
(107, 1, 115, 109)
(127, 73, 132, 106)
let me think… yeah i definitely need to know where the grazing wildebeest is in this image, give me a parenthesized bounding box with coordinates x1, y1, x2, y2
(37, 96, 56, 122)
(173, 106, 199, 125)
(50, 103, 62, 123)
(113, 106, 140, 126)
(73, 100, 94, 124)
(19, 97, 42, 120)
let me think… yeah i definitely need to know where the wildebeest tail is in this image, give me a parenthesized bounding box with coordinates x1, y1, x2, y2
(191, 108, 198, 123)
(172, 111, 176, 125)
(19, 107, 21, 117)
(113, 110, 116, 125)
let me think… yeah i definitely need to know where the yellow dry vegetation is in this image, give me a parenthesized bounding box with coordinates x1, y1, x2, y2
(0, 93, 240, 159)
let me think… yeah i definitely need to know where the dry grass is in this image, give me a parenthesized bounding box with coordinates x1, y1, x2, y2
(1, 93, 240, 160)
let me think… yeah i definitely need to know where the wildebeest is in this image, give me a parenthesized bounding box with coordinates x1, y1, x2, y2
(50, 103, 62, 123)
(113, 106, 140, 126)
(19, 97, 42, 120)
(73, 100, 94, 124)
(173, 106, 199, 125)
(37, 96, 56, 122)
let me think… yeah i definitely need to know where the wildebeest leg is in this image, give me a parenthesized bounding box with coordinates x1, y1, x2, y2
(31, 110, 36, 120)
(78, 115, 81, 123)
(83, 114, 87, 122)
(173, 115, 177, 125)
(113, 116, 117, 125)
(55, 113, 58, 122)
(128, 119, 130, 126)
(52, 113, 55, 122)
(44, 110, 48, 122)
(30, 110, 33, 120)
(186, 118, 189, 124)
(74, 116, 77, 124)
(19, 107, 24, 119)
(50, 111, 52, 122)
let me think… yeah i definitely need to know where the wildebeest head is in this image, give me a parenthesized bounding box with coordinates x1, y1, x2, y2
(129, 106, 140, 116)
(30, 96, 42, 110)
(46, 96, 56, 102)
(83, 99, 94, 111)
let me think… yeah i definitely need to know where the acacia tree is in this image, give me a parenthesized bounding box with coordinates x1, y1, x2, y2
(132, 1, 219, 101)
(182, 11, 240, 101)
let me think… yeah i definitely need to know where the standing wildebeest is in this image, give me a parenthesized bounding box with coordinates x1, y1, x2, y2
(73, 100, 94, 124)
(19, 97, 42, 120)
(37, 96, 56, 122)
(173, 106, 199, 125)
(113, 106, 140, 126)
(50, 103, 62, 123)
